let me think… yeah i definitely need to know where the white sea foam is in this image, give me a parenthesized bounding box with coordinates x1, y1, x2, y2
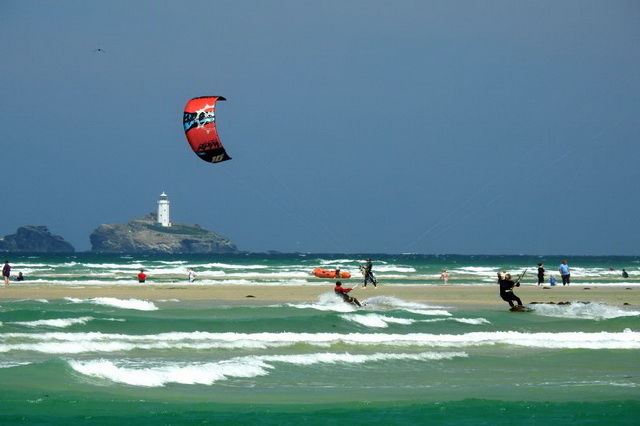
(289, 293, 358, 312)
(0, 361, 32, 369)
(12, 316, 94, 328)
(373, 266, 416, 273)
(449, 317, 491, 325)
(68, 357, 270, 387)
(67, 351, 467, 387)
(199, 262, 268, 270)
(64, 297, 158, 311)
(287, 295, 461, 318)
(455, 266, 498, 276)
(530, 302, 640, 320)
(2, 329, 638, 354)
(405, 308, 453, 316)
(155, 260, 188, 265)
(81, 262, 147, 270)
(258, 350, 466, 365)
(341, 313, 415, 328)
(318, 258, 359, 267)
(365, 296, 451, 315)
(231, 271, 311, 278)
(420, 317, 491, 325)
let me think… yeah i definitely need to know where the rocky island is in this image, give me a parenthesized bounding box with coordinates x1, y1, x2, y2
(1, 193, 240, 255)
(90, 214, 239, 254)
(0, 225, 75, 253)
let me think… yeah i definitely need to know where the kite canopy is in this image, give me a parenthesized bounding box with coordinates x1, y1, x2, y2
(183, 96, 231, 163)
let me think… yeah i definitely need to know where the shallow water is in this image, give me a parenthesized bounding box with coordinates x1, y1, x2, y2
(6, 252, 640, 287)
(1, 253, 639, 424)
(1, 291, 639, 424)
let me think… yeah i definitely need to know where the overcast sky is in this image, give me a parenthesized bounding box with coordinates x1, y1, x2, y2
(1, 1, 638, 255)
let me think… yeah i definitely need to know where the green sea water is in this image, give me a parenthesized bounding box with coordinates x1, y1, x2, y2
(1, 254, 639, 424)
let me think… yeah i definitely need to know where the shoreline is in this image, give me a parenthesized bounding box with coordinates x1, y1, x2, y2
(0, 283, 637, 308)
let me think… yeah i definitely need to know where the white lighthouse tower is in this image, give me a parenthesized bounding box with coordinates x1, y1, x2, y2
(157, 192, 171, 227)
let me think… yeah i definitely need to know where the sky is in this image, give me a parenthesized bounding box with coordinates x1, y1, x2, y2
(1, 1, 639, 255)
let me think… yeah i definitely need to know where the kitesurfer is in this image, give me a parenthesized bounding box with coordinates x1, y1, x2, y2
(498, 272, 523, 308)
(362, 258, 377, 288)
(334, 281, 361, 307)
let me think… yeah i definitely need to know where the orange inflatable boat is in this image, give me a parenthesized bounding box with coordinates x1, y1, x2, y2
(313, 267, 351, 279)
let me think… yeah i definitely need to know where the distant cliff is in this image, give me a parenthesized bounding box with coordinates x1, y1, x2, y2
(0, 226, 75, 253)
(90, 215, 239, 254)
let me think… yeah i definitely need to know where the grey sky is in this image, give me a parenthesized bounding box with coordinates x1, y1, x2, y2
(1, 1, 638, 255)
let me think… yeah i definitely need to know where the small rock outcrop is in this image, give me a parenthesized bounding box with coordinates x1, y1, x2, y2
(0, 226, 75, 253)
(90, 214, 239, 254)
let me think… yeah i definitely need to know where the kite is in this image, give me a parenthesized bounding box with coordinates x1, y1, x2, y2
(183, 96, 231, 163)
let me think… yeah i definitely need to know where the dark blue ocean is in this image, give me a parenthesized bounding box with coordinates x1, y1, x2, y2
(1, 253, 638, 424)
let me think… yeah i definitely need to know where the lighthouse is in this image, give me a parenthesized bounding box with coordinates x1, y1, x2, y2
(157, 192, 171, 227)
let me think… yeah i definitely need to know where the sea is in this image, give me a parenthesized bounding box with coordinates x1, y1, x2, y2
(1, 253, 639, 425)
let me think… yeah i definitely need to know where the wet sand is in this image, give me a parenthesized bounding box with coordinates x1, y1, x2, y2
(0, 283, 637, 308)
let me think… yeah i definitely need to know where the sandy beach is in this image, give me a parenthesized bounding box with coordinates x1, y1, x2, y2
(1, 283, 637, 308)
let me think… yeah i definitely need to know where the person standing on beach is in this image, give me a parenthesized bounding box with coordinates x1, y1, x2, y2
(2, 261, 10, 286)
(187, 268, 195, 282)
(440, 269, 449, 284)
(622, 269, 629, 278)
(559, 260, 571, 286)
(334, 281, 362, 307)
(537, 263, 545, 285)
(137, 269, 147, 283)
(498, 272, 523, 308)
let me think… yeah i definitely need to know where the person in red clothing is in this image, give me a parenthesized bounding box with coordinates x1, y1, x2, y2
(137, 269, 147, 283)
(334, 281, 361, 307)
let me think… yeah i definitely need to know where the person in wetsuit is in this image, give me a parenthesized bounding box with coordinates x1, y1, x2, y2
(362, 258, 377, 288)
(498, 272, 523, 308)
(334, 281, 362, 307)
